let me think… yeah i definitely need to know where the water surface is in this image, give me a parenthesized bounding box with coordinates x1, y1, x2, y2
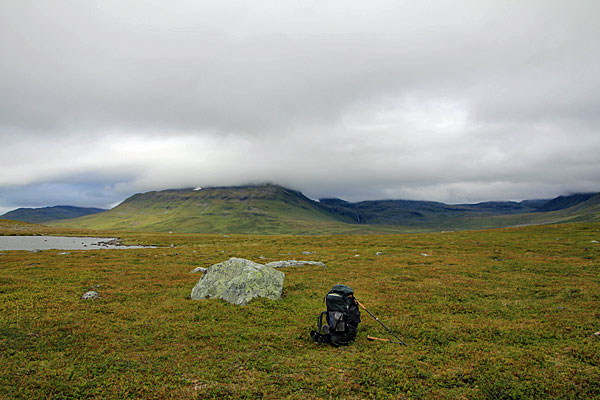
(0, 236, 152, 251)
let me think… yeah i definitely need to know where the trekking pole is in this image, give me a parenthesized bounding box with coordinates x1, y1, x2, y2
(355, 299, 408, 346)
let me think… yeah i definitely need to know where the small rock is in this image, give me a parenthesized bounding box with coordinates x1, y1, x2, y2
(354, 254, 360, 257)
(82, 291, 100, 300)
(593, 331, 600, 337)
(190, 266, 207, 273)
(421, 253, 430, 257)
(375, 252, 384, 256)
(58, 252, 70, 255)
(259, 255, 266, 259)
(591, 240, 599, 243)
(29, 249, 41, 253)
(170, 244, 175, 248)
(301, 251, 315, 255)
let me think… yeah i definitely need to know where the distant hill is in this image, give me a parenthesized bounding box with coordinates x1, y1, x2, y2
(1, 205, 106, 224)
(533, 193, 597, 212)
(318, 197, 547, 227)
(50, 186, 600, 234)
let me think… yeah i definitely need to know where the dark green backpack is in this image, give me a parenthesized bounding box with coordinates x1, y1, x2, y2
(311, 284, 361, 346)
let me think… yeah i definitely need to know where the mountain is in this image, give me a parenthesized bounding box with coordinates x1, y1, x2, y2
(318, 198, 546, 227)
(1, 205, 106, 224)
(51, 186, 600, 234)
(52, 185, 382, 234)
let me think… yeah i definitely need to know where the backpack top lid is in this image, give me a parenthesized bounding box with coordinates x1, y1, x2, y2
(326, 284, 355, 312)
(329, 284, 354, 296)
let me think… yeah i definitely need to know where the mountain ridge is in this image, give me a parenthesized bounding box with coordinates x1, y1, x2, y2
(44, 184, 600, 233)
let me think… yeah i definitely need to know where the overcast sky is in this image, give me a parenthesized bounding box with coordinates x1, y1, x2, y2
(1, 0, 599, 213)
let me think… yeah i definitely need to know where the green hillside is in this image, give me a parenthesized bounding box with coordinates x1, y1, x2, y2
(53, 185, 412, 234)
(408, 193, 600, 230)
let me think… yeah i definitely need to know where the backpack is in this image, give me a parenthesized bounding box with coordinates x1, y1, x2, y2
(310, 284, 361, 346)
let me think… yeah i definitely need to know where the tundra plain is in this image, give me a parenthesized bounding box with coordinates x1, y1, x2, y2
(1, 221, 599, 399)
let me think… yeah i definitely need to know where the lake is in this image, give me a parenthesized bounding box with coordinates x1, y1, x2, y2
(0, 236, 153, 251)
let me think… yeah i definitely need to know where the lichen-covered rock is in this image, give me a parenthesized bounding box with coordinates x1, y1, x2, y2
(82, 290, 99, 300)
(190, 257, 284, 305)
(265, 260, 326, 268)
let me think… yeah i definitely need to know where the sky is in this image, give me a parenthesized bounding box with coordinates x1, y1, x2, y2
(1, 0, 599, 213)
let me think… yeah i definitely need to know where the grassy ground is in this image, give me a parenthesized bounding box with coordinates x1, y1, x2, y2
(1, 223, 599, 399)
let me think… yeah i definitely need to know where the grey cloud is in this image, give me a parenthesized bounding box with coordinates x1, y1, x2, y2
(1, 0, 600, 210)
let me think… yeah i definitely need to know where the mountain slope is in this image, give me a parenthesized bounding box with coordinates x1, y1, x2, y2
(1, 205, 106, 224)
(533, 193, 597, 212)
(52, 186, 600, 234)
(318, 197, 546, 227)
(53, 185, 383, 234)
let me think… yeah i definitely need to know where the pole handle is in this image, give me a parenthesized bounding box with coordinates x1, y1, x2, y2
(367, 335, 388, 342)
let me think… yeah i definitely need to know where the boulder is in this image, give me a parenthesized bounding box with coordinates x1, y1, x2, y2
(191, 257, 284, 305)
(265, 260, 327, 268)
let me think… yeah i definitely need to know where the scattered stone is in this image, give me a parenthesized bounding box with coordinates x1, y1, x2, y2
(29, 249, 41, 253)
(58, 252, 70, 255)
(591, 240, 599, 243)
(96, 238, 122, 247)
(191, 257, 284, 305)
(354, 254, 360, 257)
(170, 244, 175, 248)
(593, 331, 600, 337)
(421, 253, 430, 257)
(82, 290, 100, 300)
(259, 255, 266, 259)
(190, 266, 207, 273)
(265, 260, 327, 268)
(301, 251, 315, 255)
(89, 284, 101, 289)
(375, 252, 384, 256)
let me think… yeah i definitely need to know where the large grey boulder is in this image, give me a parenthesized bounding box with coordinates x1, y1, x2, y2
(190, 257, 284, 306)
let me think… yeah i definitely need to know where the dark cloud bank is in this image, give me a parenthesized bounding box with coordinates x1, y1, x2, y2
(1, 1, 599, 213)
